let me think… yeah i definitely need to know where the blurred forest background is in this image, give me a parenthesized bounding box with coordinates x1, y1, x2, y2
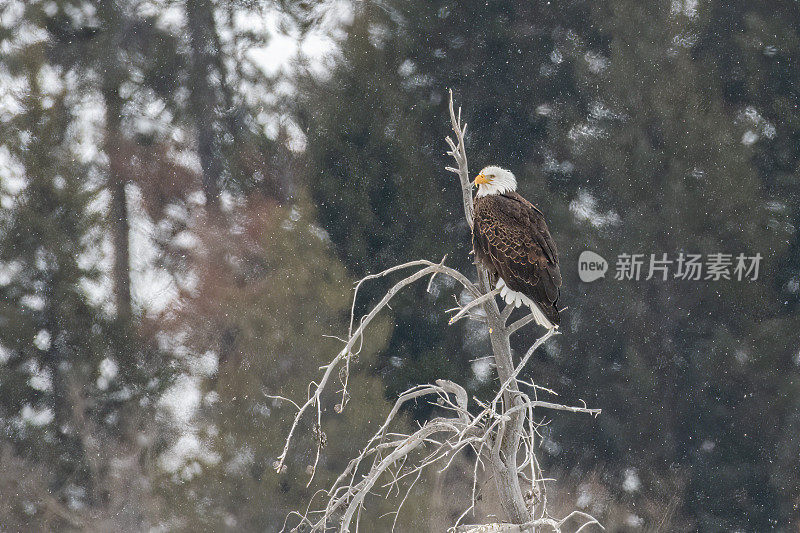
(1, 0, 800, 531)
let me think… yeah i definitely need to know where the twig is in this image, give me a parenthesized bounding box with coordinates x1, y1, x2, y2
(507, 313, 538, 335)
(500, 303, 516, 323)
(505, 400, 601, 418)
(274, 261, 480, 475)
(449, 288, 501, 325)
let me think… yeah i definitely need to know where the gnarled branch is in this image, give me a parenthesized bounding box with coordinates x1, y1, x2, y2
(276, 91, 601, 533)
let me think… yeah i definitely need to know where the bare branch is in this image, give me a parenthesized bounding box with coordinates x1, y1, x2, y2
(500, 303, 516, 323)
(507, 313, 537, 335)
(449, 288, 501, 325)
(447, 88, 475, 229)
(505, 400, 602, 418)
(427, 255, 450, 293)
(274, 260, 481, 475)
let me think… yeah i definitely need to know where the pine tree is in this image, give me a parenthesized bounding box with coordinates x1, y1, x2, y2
(535, 1, 800, 528)
(299, 0, 800, 528)
(0, 47, 168, 526)
(156, 197, 432, 531)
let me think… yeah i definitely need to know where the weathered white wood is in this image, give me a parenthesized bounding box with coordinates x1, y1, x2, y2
(276, 91, 602, 533)
(457, 524, 529, 533)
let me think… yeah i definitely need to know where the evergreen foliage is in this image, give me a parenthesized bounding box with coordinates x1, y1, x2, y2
(301, 1, 800, 528)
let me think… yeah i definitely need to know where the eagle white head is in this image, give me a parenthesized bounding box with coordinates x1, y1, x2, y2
(474, 165, 517, 198)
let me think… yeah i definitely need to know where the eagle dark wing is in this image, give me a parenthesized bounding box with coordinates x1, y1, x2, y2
(472, 193, 561, 324)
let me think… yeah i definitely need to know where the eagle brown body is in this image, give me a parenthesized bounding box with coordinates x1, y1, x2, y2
(472, 191, 562, 327)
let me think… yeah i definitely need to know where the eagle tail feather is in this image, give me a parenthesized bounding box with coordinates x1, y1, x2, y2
(496, 278, 558, 330)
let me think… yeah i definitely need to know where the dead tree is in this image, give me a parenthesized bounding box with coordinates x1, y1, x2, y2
(274, 91, 602, 533)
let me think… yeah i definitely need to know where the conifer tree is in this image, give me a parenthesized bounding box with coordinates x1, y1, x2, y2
(0, 45, 167, 527)
(156, 198, 433, 531)
(299, 0, 800, 528)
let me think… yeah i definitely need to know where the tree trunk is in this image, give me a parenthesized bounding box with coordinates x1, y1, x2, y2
(104, 85, 132, 320)
(483, 273, 532, 525)
(186, 0, 223, 216)
(447, 93, 533, 525)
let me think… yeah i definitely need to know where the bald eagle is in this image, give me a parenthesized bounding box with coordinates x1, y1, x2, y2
(472, 166, 561, 329)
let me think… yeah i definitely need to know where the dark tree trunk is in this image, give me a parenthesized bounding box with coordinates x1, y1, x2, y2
(110, 176, 131, 319)
(42, 300, 101, 505)
(104, 85, 132, 320)
(186, 0, 223, 217)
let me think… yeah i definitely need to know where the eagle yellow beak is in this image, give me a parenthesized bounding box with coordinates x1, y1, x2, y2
(473, 173, 490, 186)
